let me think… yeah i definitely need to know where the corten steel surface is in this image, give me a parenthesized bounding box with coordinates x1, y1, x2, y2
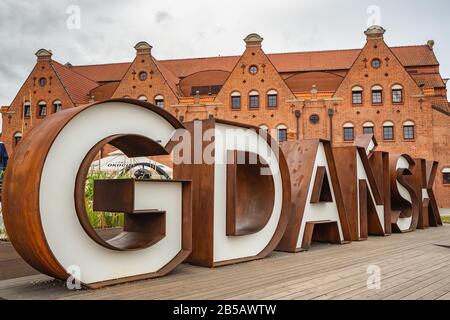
(91, 179, 192, 251)
(226, 150, 275, 236)
(353, 134, 378, 153)
(333, 144, 386, 241)
(424, 161, 443, 227)
(1, 99, 192, 288)
(310, 167, 333, 203)
(173, 118, 292, 267)
(413, 159, 429, 229)
(369, 151, 392, 235)
(301, 221, 343, 251)
(276, 139, 351, 253)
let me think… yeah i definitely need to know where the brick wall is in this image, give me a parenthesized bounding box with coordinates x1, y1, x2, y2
(2, 57, 74, 155)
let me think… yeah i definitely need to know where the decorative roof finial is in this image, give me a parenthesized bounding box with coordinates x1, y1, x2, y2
(364, 25, 386, 39)
(244, 33, 263, 48)
(134, 41, 153, 54)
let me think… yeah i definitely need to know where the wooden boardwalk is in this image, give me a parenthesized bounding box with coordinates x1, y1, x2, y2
(1, 225, 450, 300)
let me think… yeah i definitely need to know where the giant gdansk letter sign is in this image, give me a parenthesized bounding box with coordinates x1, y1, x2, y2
(2, 99, 442, 288)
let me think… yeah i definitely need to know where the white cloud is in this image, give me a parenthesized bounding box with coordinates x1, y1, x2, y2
(0, 0, 448, 109)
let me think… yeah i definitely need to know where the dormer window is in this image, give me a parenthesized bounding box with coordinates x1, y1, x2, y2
(154, 95, 164, 108)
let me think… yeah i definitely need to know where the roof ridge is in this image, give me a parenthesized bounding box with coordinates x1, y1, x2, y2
(49, 61, 77, 104)
(67, 44, 430, 66)
(71, 61, 132, 68)
(161, 55, 241, 62)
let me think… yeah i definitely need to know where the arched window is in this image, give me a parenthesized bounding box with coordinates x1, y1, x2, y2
(383, 121, 395, 140)
(371, 85, 383, 105)
(443, 168, 450, 185)
(343, 122, 355, 141)
(276, 124, 288, 143)
(154, 95, 164, 108)
(53, 100, 62, 113)
(363, 121, 375, 135)
(123, 95, 131, 99)
(231, 91, 241, 110)
(259, 124, 269, 131)
(403, 121, 415, 140)
(249, 90, 260, 109)
(352, 86, 363, 105)
(13, 132, 22, 147)
(267, 89, 278, 108)
(138, 95, 148, 102)
(392, 84, 404, 104)
(23, 101, 31, 118)
(38, 101, 47, 117)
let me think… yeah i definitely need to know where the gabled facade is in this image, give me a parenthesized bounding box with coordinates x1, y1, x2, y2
(1, 26, 449, 208)
(111, 41, 180, 108)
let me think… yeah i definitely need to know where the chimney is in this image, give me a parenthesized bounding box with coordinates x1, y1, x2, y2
(35, 49, 52, 62)
(364, 25, 386, 40)
(311, 85, 318, 99)
(194, 90, 200, 104)
(427, 40, 435, 50)
(134, 41, 153, 55)
(244, 33, 263, 48)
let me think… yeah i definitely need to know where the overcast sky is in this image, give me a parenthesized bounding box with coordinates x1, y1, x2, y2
(0, 0, 449, 110)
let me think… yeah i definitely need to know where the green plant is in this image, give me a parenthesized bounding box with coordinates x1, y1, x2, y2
(84, 170, 129, 229)
(441, 216, 450, 225)
(0, 210, 8, 241)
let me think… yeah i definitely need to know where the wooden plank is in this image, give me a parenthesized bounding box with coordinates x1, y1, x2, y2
(0, 226, 449, 300)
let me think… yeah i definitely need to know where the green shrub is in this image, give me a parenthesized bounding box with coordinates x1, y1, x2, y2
(85, 171, 128, 229)
(0, 210, 7, 241)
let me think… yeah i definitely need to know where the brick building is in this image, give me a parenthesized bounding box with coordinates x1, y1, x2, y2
(1, 26, 449, 208)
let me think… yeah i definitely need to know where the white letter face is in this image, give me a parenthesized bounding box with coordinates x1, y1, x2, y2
(213, 123, 284, 263)
(297, 142, 344, 249)
(394, 156, 414, 232)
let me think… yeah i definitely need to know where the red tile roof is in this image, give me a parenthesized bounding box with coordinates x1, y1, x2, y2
(66, 45, 439, 84)
(153, 57, 181, 96)
(161, 55, 240, 78)
(410, 73, 446, 88)
(284, 71, 345, 92)
(391, 45, 439, 67)
(70, 62, 131, 82)
(51, 61, 99, 104)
